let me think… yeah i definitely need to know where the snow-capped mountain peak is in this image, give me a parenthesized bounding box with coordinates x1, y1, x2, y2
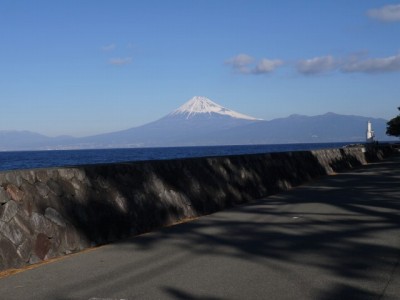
(170, 96, 260, 120)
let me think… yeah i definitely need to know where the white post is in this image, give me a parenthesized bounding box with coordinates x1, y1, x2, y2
(366, 121, 375, 143)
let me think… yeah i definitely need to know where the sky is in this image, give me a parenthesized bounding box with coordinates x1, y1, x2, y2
(1, 0, 400, 137)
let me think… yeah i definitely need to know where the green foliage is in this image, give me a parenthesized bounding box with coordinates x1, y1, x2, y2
(386, 107, 400, 137)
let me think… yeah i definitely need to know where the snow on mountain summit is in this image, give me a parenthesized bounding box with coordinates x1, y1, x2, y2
(170, 96, 260, 120)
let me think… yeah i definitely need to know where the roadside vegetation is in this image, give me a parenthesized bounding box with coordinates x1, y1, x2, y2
(387, 107, 400, 138)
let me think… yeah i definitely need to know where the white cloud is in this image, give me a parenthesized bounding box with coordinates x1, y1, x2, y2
(341, 53, 400, 73)
(225, 54, 254, 73)
(367, 4, 400, 22)
(226, 52, 400, 76)
(252, 58, 283, 74)
(101, 44, 116, 51)
(225, 54, 283, 74)
(109, 57, 132, 66)
(296, 56, 336, 75)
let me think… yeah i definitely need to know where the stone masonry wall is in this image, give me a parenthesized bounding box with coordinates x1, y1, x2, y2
(0, 145, 395, 271)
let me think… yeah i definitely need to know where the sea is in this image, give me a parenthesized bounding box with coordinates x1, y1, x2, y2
(0, 142, 355, 172)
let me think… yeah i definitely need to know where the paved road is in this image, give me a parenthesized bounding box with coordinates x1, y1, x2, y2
(1, 155, 400, 300)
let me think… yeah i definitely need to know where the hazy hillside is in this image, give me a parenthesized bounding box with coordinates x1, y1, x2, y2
(195, 113, 392, 145)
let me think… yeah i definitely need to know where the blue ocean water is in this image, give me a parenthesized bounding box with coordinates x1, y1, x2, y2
(0, 143, 353, 172)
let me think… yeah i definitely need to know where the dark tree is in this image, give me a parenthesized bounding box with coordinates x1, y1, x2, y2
(386, 107, 400, 137)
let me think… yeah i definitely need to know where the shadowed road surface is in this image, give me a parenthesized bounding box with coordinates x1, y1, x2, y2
(0, 155, 399, 300)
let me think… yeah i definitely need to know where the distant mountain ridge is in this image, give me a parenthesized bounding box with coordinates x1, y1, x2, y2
(0, 131, 76, 151)
(198, 112, 392, 145)
(0, 96, 396, 150)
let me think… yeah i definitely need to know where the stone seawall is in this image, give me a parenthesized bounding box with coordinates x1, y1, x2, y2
(0, 145, 395, 271)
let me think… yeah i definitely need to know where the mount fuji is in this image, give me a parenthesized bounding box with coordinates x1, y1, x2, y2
(77, 96, 262, 148)
(169, 96, 260, 121)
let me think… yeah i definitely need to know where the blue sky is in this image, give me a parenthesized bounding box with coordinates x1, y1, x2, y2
(1, 0, 400, 137)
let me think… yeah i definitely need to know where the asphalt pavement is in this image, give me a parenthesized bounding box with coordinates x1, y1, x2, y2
(0, 155, 399, 300)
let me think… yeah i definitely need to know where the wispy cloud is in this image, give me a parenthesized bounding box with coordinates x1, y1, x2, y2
(101, 44, 116, 51)
(296, 56, 336, 75)
(225, 54, 283, 74)
(367, 4, 400, 22)
(109, 57, 132, 66)
(226, 52, 400, 76)
(341, 53, 400, 73)
(225, 54, 254, 74)
(252, 58, 283, 74)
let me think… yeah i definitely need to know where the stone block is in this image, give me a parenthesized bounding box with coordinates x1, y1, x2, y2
(96, 176, 110, 189)
(5, 172, 23, 187)
(19, 182, 38, 216)
(70, 177, 88, 202)
(20, 170, 35, 184)
(36, 170, 50, 183)
(0, 200, 18, 222)
(36, 182, 50, 198)
(0, 187, 10, 204)
(29, 254, 42, 265)
(58, 168, 75, 181)
(45, 207, 66, 227)
(5, 184, 24, 202)
(31, 212, 58, 238)
(63, 226, 81, 251)
(47, 179, 63, 196)
(0, 238, 21, 270)
(34, 233, 52, 260)
(13, 214, 34, 236)
(73, 169, 87, 182)
(17, 238, 33, 262)
(0, 220, 24, 245)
